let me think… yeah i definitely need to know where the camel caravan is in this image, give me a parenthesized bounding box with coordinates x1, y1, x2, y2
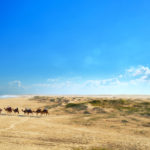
(0, 107, 49, 116)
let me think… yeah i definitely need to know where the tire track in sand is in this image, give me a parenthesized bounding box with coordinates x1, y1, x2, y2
(0, 117, 29, 131)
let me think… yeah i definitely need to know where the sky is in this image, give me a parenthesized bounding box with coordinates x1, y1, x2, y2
(0, 0, 150, 95)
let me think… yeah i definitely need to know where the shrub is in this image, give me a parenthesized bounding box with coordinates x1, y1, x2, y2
(89, 99, 131, 108)
(66, 103, 87, 110)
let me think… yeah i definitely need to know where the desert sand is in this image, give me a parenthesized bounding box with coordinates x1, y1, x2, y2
(0, 95, 150, 150)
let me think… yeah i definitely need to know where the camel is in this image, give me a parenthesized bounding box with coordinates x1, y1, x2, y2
(4, 107, 12, 114)
(41, 109, 49, 115)
(34, 108, 42, 115)
(22, 109, 27, 114)
(0, 108, 2, 114)
(13, 108, 19, 114)
(22, 108, 33, 115)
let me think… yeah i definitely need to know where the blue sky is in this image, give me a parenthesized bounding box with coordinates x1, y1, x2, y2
(0, 0, 150, 95)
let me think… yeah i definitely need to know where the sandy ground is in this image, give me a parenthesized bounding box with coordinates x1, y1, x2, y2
(0, 96, 150, 150)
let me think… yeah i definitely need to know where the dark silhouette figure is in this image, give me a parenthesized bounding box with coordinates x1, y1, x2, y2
(34, 108, 42, 115)
(4, 107, 12, 114)
(0, 108, 2, 114)
(22, 108, 33, 115)
(13, 108, 19, 114)
(41, 109, 49, 115)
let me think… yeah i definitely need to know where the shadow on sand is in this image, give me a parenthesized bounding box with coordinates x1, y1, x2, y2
(0, 113, 41, 118)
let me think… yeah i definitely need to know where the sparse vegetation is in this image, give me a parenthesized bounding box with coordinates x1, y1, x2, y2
(66, 103, 87, 110)
(44, 103, 61, 109)
(30, 96, 150, 117)
(88, 99, 131, 107)
(30, 96, 50, 102)
(87, 99, 150, 117)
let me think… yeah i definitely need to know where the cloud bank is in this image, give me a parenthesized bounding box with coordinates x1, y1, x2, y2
(31, 65, 150, 94)
(2, 65, 150, 95)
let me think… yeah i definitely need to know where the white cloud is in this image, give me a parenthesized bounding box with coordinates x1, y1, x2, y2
(31, 65, 150, 94)
(5, 65, 149, 95)
(118, 74, 123, 78)
(9, 80, 22, 88)
(127, 66, 150, 82)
